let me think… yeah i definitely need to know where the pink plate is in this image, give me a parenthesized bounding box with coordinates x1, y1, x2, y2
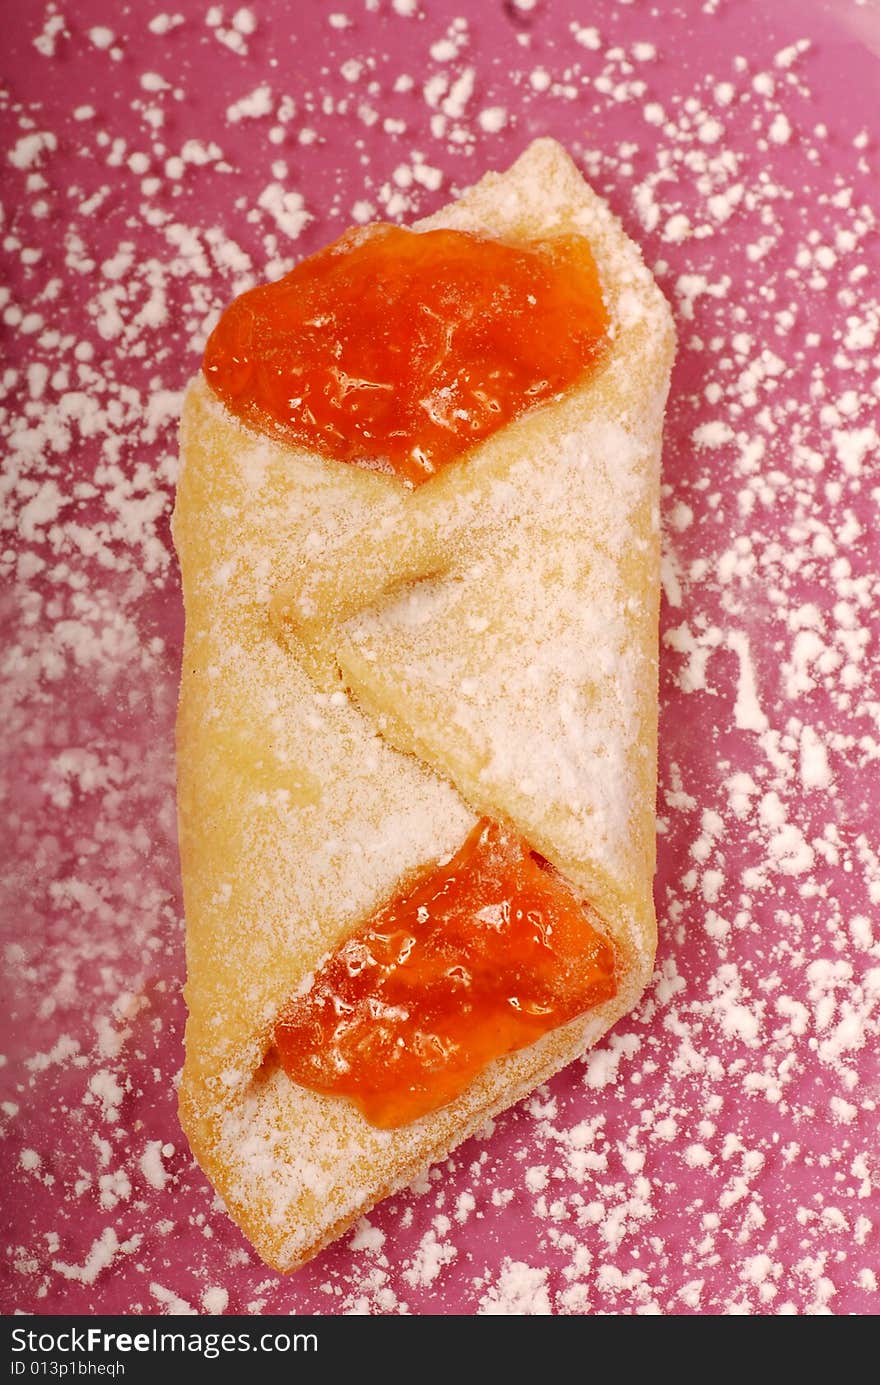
(2, 0, 879, 1316)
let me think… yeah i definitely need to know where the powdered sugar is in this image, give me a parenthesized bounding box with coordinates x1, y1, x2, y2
(2, 0, 879, 1320)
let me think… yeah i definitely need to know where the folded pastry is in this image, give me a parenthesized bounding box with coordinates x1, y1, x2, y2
(172, 138, 675, 1271)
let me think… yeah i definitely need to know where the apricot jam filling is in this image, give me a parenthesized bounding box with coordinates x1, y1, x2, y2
(212, 222, 615, 1124)
(204, 222, 609, 485)
(274, 819, 618, 1128)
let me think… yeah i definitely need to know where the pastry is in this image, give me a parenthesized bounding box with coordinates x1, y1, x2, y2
(172, 138, 675, 1271)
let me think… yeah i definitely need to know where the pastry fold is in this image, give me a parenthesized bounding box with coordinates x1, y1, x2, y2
(173, 138, 675, 1271)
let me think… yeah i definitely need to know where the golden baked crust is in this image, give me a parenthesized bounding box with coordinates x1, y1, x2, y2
(172, 138, 675, 1271)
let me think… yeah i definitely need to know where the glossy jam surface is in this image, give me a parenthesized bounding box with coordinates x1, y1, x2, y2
(274, 819, 618, 1127)
(204, 223, 609, 485)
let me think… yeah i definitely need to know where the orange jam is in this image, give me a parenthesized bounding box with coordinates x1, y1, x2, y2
(274, 819, 617, 1127)
(204, 222, 609, 484)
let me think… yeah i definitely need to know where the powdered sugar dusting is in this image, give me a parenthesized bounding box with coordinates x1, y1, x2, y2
(3, 0, 879, 1318)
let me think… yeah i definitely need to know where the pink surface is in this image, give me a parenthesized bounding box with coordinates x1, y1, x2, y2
(2, 0, 879, 1316)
